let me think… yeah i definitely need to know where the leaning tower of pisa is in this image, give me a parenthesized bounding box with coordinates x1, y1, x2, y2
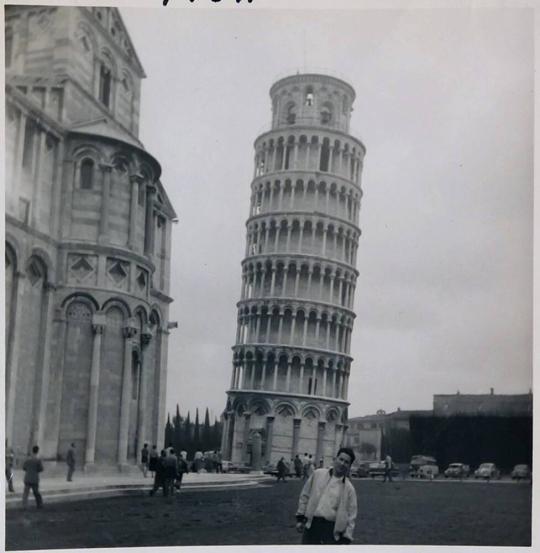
(221, 73, 365, 468)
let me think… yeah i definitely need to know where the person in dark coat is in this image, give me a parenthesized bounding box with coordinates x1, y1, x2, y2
(150, 450, 167, 496)
(66, 443, 76, 482)
(294, 455, 303, 478)
(175, 455, 189, 491)
(277, 457, 288, 482)
(148, 445, 159, 477)
(140, 443, 149, 478)
(22, 445, 43, 509)
(163, 449, 179, 496)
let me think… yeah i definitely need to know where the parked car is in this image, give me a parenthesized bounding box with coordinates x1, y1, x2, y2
(409, 455, 437, 477)
(417, 464, 440, 479)
(444, 463, 470, 478)
(474, 462, 501, 479)
(368, 461, 399, 479)
(511, 464, 531, 480)
(350, 462, 370, 478)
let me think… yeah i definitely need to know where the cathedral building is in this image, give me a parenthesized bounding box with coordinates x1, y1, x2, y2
(221, 73, 365, 467)
(5, 6, 176, 469)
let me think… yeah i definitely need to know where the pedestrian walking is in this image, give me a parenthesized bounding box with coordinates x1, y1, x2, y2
(148, 445, 159, 478)
(277, 457, 288, 482)
(163, 449, 178, 496)
(140, 443, 149, 478)
(66, 443, 76, 482)
(215, 450, 223, 473)
(295, 447, 357, 545)
(175, 454, 188, 492)
(294, 455, 303, 478)
(303, 454, 314, 481)
(193, 450, 203, 473)
(383, 454, 393, 483)
(150, 450, 167, 496)
(22, 446, 44, 509)
(5, 444, 15, 492)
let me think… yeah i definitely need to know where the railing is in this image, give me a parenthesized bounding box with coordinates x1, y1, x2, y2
(253, 122, 364, 144)
(269, 67, 355, 89)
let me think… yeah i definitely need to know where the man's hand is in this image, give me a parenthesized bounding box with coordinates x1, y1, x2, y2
(295, 521, 305, 533)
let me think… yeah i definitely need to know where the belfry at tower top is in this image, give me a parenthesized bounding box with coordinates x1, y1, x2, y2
(269, 73, 356, 134)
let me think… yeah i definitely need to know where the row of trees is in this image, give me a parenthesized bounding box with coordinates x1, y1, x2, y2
(380, 415, 532, 470)
(164, 405, 223, 458)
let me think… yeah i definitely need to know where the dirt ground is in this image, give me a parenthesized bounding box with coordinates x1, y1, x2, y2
(5, 478, 531, 549)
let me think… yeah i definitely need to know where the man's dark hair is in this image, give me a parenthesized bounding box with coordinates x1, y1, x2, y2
(32, 445, 39, 454)
(144, 443, 148, 447)
(337, 447, 355, 464)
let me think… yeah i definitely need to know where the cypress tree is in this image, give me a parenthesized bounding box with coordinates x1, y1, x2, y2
(173, 404, 182, 453)
(194, 408, 201, 451)
(212, 417, 222, 449)
(185, 411, 192, 457)
(164, 413, 173, 448)
(202, 407, 211, 451)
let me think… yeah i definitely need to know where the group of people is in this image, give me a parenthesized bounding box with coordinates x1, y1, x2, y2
(9, 439, 360, 545)
(5, 445, 45, 509)
(276, 452, 323, 482)
(5, 442, 77, 510)
(148, 446, 189, 497)
(140, 444, 223, 483)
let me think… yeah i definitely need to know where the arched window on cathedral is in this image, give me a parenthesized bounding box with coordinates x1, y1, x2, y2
(80, 158, 95, 189)
(99, 63, 112, 107)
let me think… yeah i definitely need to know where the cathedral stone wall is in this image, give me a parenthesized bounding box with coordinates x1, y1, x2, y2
(5, 6, 175, 470)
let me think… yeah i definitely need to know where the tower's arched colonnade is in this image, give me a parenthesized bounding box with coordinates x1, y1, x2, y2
(222, 73, 365, 467)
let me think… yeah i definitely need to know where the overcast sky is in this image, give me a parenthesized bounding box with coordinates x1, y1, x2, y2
(120, 4, 533, 421)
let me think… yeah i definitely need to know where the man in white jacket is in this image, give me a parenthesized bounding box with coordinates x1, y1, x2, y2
(295, 447, 357, 544)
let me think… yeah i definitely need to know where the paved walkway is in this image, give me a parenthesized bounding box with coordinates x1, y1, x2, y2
(5, 469, 270, 509)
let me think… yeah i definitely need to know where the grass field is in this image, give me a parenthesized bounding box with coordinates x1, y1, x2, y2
(5, 478, 531, 549)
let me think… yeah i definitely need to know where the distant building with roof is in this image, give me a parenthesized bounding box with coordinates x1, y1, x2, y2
(433, 388, 532, 417)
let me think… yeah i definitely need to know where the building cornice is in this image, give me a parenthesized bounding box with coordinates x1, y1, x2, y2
(241, 252, 360, 278)
(246, 209, 361, 235)
(236, 297, 356, 320)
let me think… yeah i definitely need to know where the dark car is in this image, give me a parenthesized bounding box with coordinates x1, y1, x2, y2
(444, 462, 470, 478)
(511, 464, 531, 481)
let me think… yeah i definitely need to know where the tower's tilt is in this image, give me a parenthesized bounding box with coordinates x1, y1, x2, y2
(222, 73, 366, 468)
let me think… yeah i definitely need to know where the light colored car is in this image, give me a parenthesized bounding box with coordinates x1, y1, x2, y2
(444, 463, 470, 478)
(418, 464, 439, 479)
(474, 462, 501, 479)
(350, 462, 370, 478)
(511, 464, 531, 480)
(409, 455, 437, 477)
